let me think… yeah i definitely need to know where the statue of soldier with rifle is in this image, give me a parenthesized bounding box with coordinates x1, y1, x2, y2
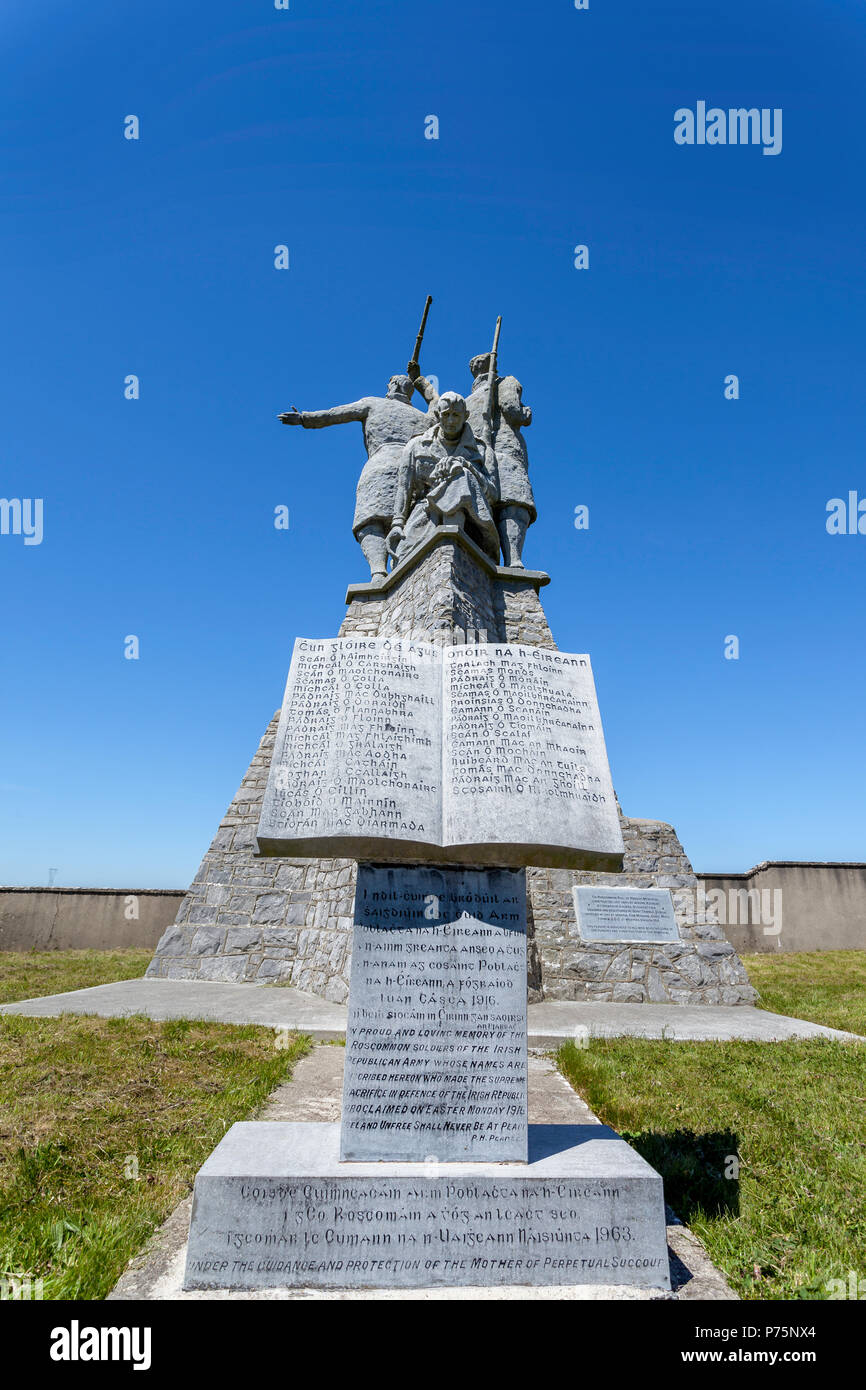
(464, 319, 535, 568)
(278, 297, 438, 579)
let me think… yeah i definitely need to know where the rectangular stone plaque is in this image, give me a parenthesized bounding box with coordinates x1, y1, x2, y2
(573, 886, 681, 944)
(256, 638, 624, 871)
(341, 865, 527, 1163)
(183, 1121, 671, 1292)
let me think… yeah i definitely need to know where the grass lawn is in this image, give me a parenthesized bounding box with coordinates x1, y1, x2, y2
(558, 950, 866, 1299)
(3, 947, 863, 1301)
(0, 1012, 310, 1299)
(746, 950, 866, 1036)
(0, 948, 151, 1005)
(559, 1037, 865, 1297)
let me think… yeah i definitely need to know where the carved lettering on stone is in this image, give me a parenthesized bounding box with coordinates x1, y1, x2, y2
(257, 638, 624, 871)
(573, 886, 681, 944)
(341, 865, 528, 1163)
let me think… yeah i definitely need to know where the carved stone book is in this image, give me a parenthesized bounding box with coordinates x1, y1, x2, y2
(256, 637, 624, 870)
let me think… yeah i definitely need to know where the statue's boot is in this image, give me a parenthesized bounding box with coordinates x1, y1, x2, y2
(359, 527, 388, 578)
(499, 507, 530, 568)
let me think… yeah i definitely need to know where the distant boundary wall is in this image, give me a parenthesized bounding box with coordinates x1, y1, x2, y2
(696, 863, 866, 954)
(2, 863, 864, 954)
(0, 888, 184, 951)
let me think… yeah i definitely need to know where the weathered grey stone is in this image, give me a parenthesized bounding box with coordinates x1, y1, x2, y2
(152, 926, 187, 956)
(224, 928, 262, 954)
(189, 927, 223, 956)
(162, 961, 199, 980)
(282, 903, 308, 927)
(323, 976, 349, 1005)
(274, 866, 306, 890)
(697, 941, 735, 959)
(188, 907, 218, 927)
(196, 957, 246, 982)
(646, 967, 670, 1002)
(341, 866, 527, 1163)
(183, 1121, 670, 1292)
(605, 952, 633, 983)
(261, 928, 299, 949)
(443, 645, 623, 870)
(563, 950, 609, 980)
(464, 355, 535, 566)
(254, 959, 293, 981)
(251, 894, 288, 925)
(669, 954, 708, 987)
(612, 983, 647, 1003)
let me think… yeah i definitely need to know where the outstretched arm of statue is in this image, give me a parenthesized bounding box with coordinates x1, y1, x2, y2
(498, 376, 532, 428)
(277, 400, 370, 429)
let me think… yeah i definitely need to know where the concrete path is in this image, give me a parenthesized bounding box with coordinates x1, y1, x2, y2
(109, 1048, 736, 1302)
(526, 999, 862, 1044)
(2, 977, 861, 1044)
(0, 979, 346, 1038)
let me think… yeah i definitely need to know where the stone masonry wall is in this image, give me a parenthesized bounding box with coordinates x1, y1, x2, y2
(147, 532, 756, 1004)
(145, 711, 356, 1001)
(529, 819, 755, 1004)
(338, 533, 554, 646)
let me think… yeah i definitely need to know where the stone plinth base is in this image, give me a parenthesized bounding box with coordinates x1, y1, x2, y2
(183, 1121, 671, 1292)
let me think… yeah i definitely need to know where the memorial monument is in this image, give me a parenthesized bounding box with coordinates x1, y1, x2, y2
(159, 304, 760, 1292)
(148, 306, 755, 1007)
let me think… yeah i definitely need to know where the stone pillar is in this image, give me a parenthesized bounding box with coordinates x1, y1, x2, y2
(339, 524, 554, 645)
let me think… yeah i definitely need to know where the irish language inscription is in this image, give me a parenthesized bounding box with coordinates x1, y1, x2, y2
(442, 643, 622, 865)
(341, 866, 528, 1162)
(257, 637, 442, 858)
(256, 638, 624, 870)
(183, 1123, 671, 1292)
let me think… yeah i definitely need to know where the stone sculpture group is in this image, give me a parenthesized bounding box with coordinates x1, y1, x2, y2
(279, 304, 536, 577)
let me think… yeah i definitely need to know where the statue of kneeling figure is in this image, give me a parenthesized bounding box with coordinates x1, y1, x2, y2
(387, 392, 500, 567)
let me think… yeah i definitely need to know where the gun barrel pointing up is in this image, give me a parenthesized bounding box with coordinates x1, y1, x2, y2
(410, 294, 433, 368)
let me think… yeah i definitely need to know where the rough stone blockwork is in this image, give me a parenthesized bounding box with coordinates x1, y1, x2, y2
(147, 534, 756, 1005)
(529, 819, 756, 1005)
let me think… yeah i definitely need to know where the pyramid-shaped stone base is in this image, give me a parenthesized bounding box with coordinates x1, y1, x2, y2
(147, 530, 756, 1005)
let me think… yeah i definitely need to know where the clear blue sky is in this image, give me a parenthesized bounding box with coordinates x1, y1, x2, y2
(1, 0, 864, 887)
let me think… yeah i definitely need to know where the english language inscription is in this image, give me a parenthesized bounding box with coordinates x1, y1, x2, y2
(573, 887, 681, 944)
(182, 1122, 671, 1292)
(341, 865, 528, 1163)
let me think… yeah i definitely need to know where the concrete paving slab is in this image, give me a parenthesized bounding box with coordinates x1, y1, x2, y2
(0, 978, 346, 1039)
(2, 978, 860, 1043)
(528, 1000, 863, 1044)
(108, 1049, 737, 1302)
